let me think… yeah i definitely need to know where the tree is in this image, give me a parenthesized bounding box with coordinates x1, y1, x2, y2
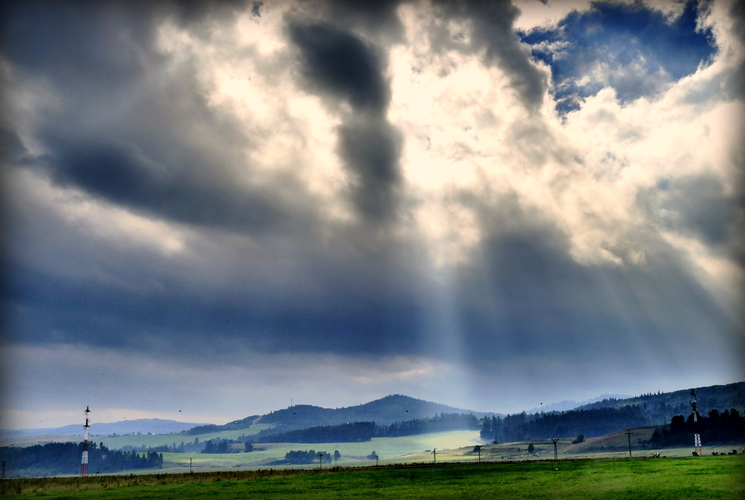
(527, 443, 535, 453)
(670, 415, 686, 433)
(202, 440, 215, 454)
(333, 450, 341, 461)
(572, 434, 585, 444)
(649, 429, 663, 444)
(245, 442, 254, 452)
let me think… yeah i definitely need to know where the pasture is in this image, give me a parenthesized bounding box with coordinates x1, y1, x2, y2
(2, 455, 743, 499)
(160, 429, 483, 472)
(157, 431, 740, 473)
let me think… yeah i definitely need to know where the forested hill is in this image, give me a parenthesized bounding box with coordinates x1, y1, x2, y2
(180, 395, 495, 436)
(187, 384, 743, 436)
(257, 395, 498, 428)
(573, 382, 745, 424)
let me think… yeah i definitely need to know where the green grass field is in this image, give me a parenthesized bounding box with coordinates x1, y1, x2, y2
(158, 430, 483, 472)
(155, 431, 740, 473)
(2, 455, 743, 499)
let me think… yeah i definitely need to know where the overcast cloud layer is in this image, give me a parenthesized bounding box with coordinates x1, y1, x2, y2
(1, 0, 743, 428)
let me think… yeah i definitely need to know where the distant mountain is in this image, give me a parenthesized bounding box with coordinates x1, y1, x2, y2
(525, 394, 631, 414)
(185, 395, 499, 437)
(212, 384, 743, 438)
(0, 418, 207, 440)
(256, 394, 499, 430)
(5, 382, 742, 444)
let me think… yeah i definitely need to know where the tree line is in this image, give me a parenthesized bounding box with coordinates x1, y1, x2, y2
(281, 449, 334, 464)
(577, 383, 745, 423)
(123, 437, 205, 453)
(253, 413, 480, 443)
(480, 406, 649, 442)
(254, 422, 375, 443)
(181, 415, 259, 436)
(0, 442, 162, 477)
(201, 438, 255, 454)
(649, 408, 745, 447)
(376, 413, 480, 437)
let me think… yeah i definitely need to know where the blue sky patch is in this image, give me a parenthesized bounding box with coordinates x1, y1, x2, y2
(520, 0, 716, 113)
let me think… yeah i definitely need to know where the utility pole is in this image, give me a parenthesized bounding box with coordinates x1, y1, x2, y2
(432, 448, 437, 463)
(81, 406, 90, 477)
(2, 460, 6, 479)
(189, 458, 193, 474)
(551, 439, 559, 461)
(318, 452, 324, 469)
(475, 445, 482, 463)
(625, 431, 632, 458)
(691, 389, 703, 456)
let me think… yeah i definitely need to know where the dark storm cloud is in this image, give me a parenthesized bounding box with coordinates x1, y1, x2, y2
(33, 133, 304, 233)
(0, 0, 250, 83)
(445, 191, 735, 366)
(4, 176, 739, 372)
(326, 0, 406, 42)
(288, 22, 390, 113)
(0, 129, 27, 160)
(431, 0, 549, 111)
(3, 210, 428, 360)
(288, 21, 403, 223)
(8, 269, 423, 359)
(521, 0, 716, 112)
(251, 1, 263, 17)
(637, 175, 737, 246)
(2, 0, 316, 234)
(726, 0, 745, 99)
(337, 117, 403, 221)
(466, 0, 549, 110)
(1, 2, 155, 86)
(0, 0, 417, 364)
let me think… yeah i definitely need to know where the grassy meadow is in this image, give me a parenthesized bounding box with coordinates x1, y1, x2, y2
(156, 430, 739, 473)
(2, 455, 743, 499)
(159, 430, 483, 472)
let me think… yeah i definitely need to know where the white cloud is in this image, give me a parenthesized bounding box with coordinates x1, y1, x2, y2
(514, 0, 592, 31)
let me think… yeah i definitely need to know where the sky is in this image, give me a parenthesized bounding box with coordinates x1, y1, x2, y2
(1, 0, 743, 430)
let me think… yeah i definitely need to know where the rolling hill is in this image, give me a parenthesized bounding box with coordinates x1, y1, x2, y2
(182, 394, 501, 438)
(4, 382, 742, 447)
(256, 394, 499, 428)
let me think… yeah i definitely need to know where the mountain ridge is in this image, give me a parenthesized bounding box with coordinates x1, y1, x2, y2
(0, 418, 207, 440)
(573, 382, 745, 416)
(254, 394, 501, 429)
(4, 382, 743, 440)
